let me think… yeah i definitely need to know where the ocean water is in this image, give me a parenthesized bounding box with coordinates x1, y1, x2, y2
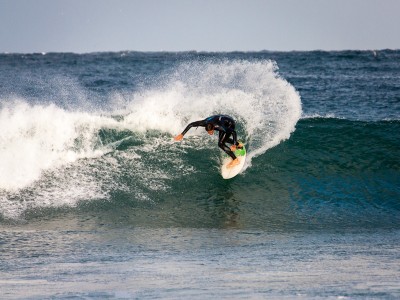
(0, 50, 399, 299)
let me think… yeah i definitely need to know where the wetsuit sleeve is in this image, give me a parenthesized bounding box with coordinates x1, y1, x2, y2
(181, 120, 206, 136)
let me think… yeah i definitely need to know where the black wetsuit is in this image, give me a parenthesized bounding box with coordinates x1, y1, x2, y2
(180, 115, 240, 160)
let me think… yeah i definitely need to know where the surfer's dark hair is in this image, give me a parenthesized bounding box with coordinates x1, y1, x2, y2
(205, 123, 214, 131)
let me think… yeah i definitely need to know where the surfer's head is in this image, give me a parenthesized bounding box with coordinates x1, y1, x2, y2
(205, 123, 214, 135)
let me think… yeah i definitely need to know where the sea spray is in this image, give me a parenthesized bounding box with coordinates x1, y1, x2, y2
(121, 60, 302, 169)
(0, 59, 301, 218)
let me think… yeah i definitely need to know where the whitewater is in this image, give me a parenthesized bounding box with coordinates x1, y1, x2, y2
(0, 59, 301, 218)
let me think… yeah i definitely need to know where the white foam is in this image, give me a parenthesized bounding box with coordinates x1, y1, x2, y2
(0, 100, 119, 191)
(120, 60, 302, 169)
(301, 113, 339, 119)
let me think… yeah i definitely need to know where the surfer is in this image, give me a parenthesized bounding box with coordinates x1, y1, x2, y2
(174, 115, 243, 168)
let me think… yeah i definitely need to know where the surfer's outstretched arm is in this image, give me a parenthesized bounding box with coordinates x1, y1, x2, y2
(174, 120, 205, 141)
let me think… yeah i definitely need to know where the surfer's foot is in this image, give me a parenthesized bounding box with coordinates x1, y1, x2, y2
(230, 143, 244, 151)
(227, 158, 240, 168)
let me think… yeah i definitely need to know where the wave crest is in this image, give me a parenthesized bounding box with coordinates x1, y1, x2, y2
(0, 60, 301, 218)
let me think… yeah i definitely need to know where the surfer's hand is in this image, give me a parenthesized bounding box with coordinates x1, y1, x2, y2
(174, 134, 184, 141)
(230, 145, 237, 151)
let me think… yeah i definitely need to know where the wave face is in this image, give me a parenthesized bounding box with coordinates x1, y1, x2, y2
(0, 51, 399, 230)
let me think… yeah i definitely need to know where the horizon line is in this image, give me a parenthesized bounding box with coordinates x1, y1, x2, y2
(1, 48, 399, 55)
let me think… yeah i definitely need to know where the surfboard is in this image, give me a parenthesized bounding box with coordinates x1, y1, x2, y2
(221, 144, 246, 179)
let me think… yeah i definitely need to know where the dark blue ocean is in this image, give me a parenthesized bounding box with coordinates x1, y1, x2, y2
(1, 50, 399, 299)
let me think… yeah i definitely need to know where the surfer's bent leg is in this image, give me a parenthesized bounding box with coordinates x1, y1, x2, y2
(223, 130, 241, 148)
(225, 137, 241, 148)
(218, 132, 237, 160)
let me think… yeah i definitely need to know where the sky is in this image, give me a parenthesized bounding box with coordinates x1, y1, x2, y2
(0, 0, 399, 53)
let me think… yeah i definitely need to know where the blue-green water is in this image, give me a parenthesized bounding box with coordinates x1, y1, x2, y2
(1, 51, 399, 298)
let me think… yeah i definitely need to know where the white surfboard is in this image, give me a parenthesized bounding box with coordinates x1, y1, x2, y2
(221, 144, 246, 179)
